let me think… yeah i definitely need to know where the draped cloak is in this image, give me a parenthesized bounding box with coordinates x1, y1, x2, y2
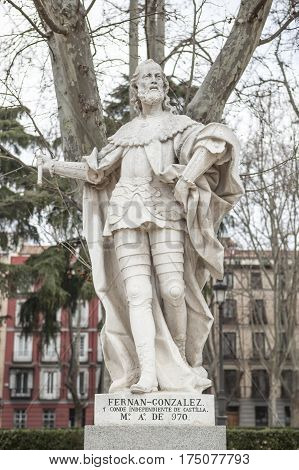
(82, 113, 244, 393)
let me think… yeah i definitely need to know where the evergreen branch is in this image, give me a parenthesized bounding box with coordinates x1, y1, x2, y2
(0, 143, 29, 168)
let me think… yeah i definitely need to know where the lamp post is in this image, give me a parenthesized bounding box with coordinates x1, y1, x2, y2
(213, 279, 228, 426)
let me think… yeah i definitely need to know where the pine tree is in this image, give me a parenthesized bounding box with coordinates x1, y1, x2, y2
(0, 106, 96, 425)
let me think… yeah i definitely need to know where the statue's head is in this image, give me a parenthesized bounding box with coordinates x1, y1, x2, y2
(130, 59, 175, 115)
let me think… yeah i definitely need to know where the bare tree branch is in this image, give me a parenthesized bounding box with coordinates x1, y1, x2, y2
(275, 52, 299, 119)
(187, 0, 273, 123)
(33, 0, 68, 35)
(259, 12, 299, 46)
(5, 0, 49, 38)
(84, 0, 97, 17)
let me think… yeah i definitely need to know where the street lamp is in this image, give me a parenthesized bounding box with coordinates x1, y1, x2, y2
(213, 278, 228, 426)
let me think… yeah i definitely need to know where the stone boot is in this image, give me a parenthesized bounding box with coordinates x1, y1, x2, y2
(130, 343, 158, 394)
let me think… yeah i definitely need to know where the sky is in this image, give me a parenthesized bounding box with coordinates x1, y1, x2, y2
(0, 1, 298, 166)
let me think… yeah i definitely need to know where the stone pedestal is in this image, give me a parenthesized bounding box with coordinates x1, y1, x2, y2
(84, 393, 226, 450)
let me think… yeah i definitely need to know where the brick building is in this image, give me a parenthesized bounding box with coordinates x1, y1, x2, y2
(0, 247, 103, 429)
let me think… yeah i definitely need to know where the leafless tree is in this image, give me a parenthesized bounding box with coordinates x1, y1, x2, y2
(235, 94, 299, 426)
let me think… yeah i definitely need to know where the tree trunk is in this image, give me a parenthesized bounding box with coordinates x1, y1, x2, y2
(187, 0, 273, 123)
(129, 0, 139, 118)
(66, 307, 85, 427)
(156, 0, 165, 68)
(145, 0, 157, 60)
(291, 370, 299, 427)
(34, 0, 106, 161)
(268, 372, 280, 427)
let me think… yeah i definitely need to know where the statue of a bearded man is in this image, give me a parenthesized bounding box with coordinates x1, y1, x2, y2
(40, 60, 243, 394)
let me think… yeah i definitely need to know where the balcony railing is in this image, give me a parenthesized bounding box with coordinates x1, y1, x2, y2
(10, 388, 33, 399)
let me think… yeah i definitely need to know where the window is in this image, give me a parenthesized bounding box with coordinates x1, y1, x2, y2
(250, 271, 262, 290)
(227, 406, 239, 427)
(252, 332, 266, 358)
(222, 299, 237, 323)
(43, 409, 55, 428)
(67, 370, 88, 400)
(281, 370, 293, 399)
(42, 336, 60, 362)
(16, 372, 27, 395)
(40, 370, 60, 399)
(15, 300, 25, 326)
(250, 299, 267, 324)
(14, 409, 26, 429)
(224, 369, 240, 398)
(224, 272, 234, 289)
(10, 369, 33, 398)
(69, 408, 85, 428)
(13, 333, 33, 362)
(285, 406, 291, 426)
(79, 333, 88, 362)
(279, 333, 290, 358)
(79, 371, 85, 396)
(255, 406, 268, 427)
(251, 370, 269, 399)
(72, 301, 89, 328)
(223, 332, 236, 359)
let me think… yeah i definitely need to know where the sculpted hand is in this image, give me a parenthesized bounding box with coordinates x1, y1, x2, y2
(37, 154, 54, 176)
(174, 177, 189, 213)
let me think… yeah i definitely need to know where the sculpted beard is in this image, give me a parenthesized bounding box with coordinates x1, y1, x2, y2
(138, 89, 164, 106)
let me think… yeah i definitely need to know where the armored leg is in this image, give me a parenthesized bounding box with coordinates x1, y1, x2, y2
(150, 228, 187, 361)
(113, 228, 158, 393)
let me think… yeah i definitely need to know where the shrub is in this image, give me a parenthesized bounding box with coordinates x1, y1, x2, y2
(227, 428, 299, 450)
(0, 427, 299, 450)
(0, 429, 84, 450)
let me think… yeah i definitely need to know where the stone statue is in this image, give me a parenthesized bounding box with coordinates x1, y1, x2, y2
(39, 59, 243, 395)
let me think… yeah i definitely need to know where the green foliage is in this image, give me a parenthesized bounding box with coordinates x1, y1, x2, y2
(18, 243, 95, 343)
(0, 106, 82, 252)
(0, 428, 298, 450)
(0, 106, 41, 155)
(0, 429, 84, 450)
(104, 75, 130, 137)
(167, 78, 198, 114)
(227, 428, 299, 450)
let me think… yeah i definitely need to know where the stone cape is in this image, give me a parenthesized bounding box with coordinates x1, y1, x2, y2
(82, 115, 244, 393)
(107, 113, 198, 147)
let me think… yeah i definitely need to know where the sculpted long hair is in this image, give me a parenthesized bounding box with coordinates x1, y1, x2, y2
(130, 59, 176, 115)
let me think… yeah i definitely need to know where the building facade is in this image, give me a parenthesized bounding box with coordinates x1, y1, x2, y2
(216, 244, 299, 427)
(0, 244, 298, 428)
(0, 248, 103, 429)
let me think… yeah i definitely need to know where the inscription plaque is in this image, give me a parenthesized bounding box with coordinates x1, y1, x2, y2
(94, 393, 215, 426)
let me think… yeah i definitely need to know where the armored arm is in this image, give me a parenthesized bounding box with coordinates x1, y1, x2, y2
(174, 138, 227, 210)
(44, 159, 89, 181)
(37, 148, 103, 185)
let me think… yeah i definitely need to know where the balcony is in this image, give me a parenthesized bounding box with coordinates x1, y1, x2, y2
(10, 388, 33, 399)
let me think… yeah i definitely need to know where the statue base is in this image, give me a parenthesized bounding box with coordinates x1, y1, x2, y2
(84, 393, 226, 450)
(84, 424, 226, 450)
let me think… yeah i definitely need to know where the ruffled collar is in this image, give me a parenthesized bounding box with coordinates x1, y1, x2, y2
(108, 112, 197, 147)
